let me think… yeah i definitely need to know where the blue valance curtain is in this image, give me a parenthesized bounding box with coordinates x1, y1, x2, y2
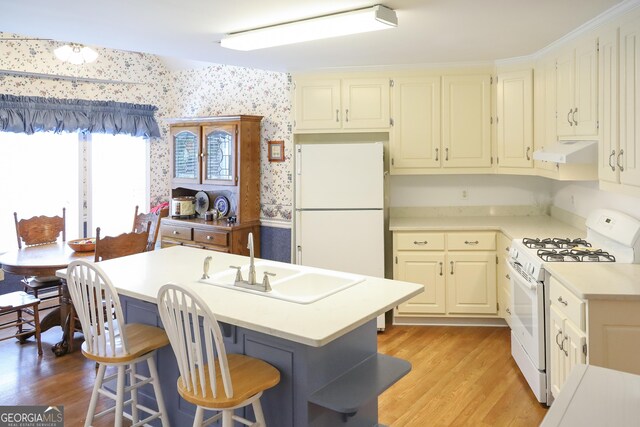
(0, 94, 160, 138)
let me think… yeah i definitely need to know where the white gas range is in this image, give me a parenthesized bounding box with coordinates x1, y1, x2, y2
(507, 209, 640, 405)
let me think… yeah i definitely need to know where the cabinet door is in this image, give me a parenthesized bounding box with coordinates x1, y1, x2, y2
(574, 38, 599, 136)
(395, 252, 446, 314)
(442, 75, 492, 168)
(599, 28, 619, 184)
(390, 77, 441, 171)
(202, 124, 237, 185)
(445, 252, 496, 314)
(342, 79, 390, 129)
(171, 126, 201, 185)
(497, 70, 533, 168)
(549, 305, 567, 399)
(535, 59, 560, 173)
(294, 79, 341, 130)
(556, 52, 575, 136)
(563, 319, 587, 382)
(620, 18, 640, 189)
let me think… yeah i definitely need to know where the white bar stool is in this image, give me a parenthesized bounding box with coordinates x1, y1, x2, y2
(66, 259, 170, 427)
(157, 283, 281, 427)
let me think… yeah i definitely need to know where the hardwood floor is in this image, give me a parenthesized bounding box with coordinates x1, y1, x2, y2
(0, 322, 546, 426)
(378, 324, 548, 426)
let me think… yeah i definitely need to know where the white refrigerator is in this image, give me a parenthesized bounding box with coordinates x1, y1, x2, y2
(294, 142, 386, 330)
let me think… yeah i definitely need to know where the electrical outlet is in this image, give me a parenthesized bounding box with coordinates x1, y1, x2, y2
(461, 190, 469, 200)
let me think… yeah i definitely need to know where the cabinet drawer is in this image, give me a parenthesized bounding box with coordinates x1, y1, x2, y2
(447, 232, 495, 250)
(194, 229, 229, 247)
(550, 277, 585, 330)
(161, 224, 193, 241)
(395, 232, 445, 250)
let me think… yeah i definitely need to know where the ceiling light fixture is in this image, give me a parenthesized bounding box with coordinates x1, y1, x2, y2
(220, 5, 398, 51)
(54, 43, 98, 65)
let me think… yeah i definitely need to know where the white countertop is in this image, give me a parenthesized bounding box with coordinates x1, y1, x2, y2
(541, 365, 640, 427)
(389, 215, 585, 240)
(390, 214, 640, 299)
(56, 246, 422, 347)
(545, 263, 640, 300)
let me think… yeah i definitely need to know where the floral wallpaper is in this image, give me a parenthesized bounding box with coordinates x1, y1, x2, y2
(0, 33, 293, 223)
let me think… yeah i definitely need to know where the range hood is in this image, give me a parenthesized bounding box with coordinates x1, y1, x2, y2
(532, 140, 598, 164)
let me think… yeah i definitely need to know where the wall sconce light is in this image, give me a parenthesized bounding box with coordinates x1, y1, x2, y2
(54, 43, 98, 65)
(220, 5, 398, 51)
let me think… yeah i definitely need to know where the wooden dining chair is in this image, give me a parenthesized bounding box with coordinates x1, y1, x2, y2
(68, 225, 151, 351)
(94, 226, 150, 262)
(13, 209, 65, 313)
(66, 260, 169, 427)
(157, 284, 280, 427)
(132, 205, 168, 252)
(0, 291, 42, 356)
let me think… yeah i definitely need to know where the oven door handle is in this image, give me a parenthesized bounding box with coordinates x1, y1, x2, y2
(507, 261, 538, 291)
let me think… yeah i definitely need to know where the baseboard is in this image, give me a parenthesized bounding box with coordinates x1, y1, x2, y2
(393, 316, 508, 327)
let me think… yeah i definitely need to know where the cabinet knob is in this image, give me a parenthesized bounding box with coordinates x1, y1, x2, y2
(450, 261, 454, 275)
(557, 296, 568, 306)
(439, 262, 443, 276)
(526, 147, 531, 161)
(506, 308, 511, 315)
(413, 240, 428, 245)
(172, 230, 179, 235)
(506, 274, 510, 280)
(206, 235, 212, 240)
(464, 240, 479, 245)
(435, 148, 439, 162)
(572, 108, 578, 126)
(567, 109, 573, 126)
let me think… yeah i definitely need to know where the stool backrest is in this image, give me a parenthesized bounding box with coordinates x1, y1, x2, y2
(66, 260, 128, 357)
(157, 284, 232, 399)
(14, 208, 66, 249)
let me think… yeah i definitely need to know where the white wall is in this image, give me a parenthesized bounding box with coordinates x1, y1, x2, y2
(390, 175, 553, 208)
(552, 181, 640, 219)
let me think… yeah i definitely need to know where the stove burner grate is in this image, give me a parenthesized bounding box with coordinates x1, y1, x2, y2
(536, 248, 616, 262)
(523, 237, 592, 250)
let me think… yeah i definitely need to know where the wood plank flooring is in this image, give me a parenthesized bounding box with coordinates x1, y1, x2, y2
(378, 324, 548, 426)
(0, 322, 546, 426)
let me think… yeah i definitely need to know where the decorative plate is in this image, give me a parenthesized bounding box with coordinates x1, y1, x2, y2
(195, 191, 209, 216)
(214, 195, 230, 217)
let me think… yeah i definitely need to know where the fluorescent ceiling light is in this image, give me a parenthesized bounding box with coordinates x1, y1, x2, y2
(54, 44, 98, 65)
(220, 5, 398, 51)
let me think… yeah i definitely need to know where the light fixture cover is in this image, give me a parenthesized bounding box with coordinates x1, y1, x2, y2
(54, 44, 98, 65)
(221, 5, 398, 51)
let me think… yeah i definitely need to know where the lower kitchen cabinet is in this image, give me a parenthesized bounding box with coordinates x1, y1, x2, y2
(497, 233, 512, 326)
(547, 276, 589, 399)
(160, 217, 260, 256)
(393, 231, 497, 321)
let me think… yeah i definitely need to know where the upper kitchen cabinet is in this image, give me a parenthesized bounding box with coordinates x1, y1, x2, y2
(389, 76, 441, 172)
(534, 58, 598, 181)
(618, 16, 640, 191)
(555, 38, 599, 138)
(169, 115, 262, 192)
(442, 75, 492, 168)
(598, 26, 619, 186)
(293, 78, 390, 132)
(496, 70, 533, 169)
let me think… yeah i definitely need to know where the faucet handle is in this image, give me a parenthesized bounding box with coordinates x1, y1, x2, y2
(262, 271, 275, 292)
(202, 256, 212, 279)
(229, 265, 243, 284)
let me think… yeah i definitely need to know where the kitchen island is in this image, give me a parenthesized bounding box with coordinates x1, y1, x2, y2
(57, 245, 422, 426)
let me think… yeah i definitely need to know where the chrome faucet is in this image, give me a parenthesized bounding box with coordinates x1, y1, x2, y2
(229, 232, 275, 292)
(247, 232, 256, 285)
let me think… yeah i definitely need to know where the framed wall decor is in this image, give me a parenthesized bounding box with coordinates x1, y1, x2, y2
(268, 140, 285, 162)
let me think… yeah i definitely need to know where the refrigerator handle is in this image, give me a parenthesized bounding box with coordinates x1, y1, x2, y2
(296, 245, 302, 265)
(296, 146, 302, 175)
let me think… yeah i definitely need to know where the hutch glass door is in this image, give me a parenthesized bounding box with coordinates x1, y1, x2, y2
(203, 124, 236, 185)
(172, 126, 200, 184)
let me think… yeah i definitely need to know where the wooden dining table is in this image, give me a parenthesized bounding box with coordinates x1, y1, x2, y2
(0, 241, 94, 356)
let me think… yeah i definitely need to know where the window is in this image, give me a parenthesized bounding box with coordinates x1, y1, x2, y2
(89, 134, 149, 236)
(0, 131, 149, 251)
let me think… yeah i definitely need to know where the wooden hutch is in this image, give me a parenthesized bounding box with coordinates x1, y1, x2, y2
(161, 115, 262, 256)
